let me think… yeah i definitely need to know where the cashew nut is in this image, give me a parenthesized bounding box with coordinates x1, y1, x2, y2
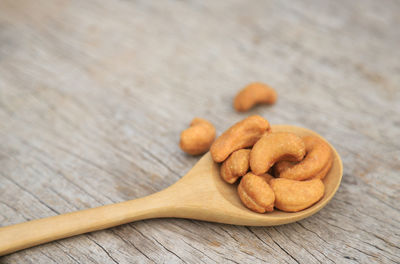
(220, 149, 251, 184)
(210, 115, 270, 163)
(234, 82, 278, 112)
(250, 132, 306, 175)
(274, 136, 332, 180)
(260, 173, 275, 183)
(269, 178, 325, 212)
(313, 155, 333, 179)
(238, 172, 275, 213)
(179, 118, 216, 155)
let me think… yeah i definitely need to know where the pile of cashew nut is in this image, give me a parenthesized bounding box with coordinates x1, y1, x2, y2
(179, 83, 332, 213)
(211, 115, 331, 213)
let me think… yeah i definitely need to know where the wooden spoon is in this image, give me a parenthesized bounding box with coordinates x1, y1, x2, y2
(0, 125, 343, 256)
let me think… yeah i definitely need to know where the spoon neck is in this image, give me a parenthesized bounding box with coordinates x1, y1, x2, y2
(123, 185, 185, 219)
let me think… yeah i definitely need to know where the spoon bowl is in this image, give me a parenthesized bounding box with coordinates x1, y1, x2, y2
(0, 125, 342, 256)
(165, 124, 343, 225)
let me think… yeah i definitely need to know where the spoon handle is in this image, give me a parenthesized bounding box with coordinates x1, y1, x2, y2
(0, 190, 174, 256)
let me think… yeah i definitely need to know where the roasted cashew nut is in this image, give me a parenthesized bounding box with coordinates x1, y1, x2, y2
(274, 136, 332, 180)
(234, 82, 278, 112)
(179, 118, 216, 155)
(250, 132, 306, 175)
(269, 178, 325, 212)
(238, 172, 275, 213)
(313, 155, 333, 179)
(210, 115, 270, 163)
(220, 149, 251, 184)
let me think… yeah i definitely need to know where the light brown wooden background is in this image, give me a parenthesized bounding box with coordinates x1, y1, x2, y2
(0, 0, 399, 263)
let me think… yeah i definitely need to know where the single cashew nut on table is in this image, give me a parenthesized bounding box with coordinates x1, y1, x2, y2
(180, 118, 216, 155)
(210, 115, 270, 163)
(238, 172, 275, 213)
(234, 82, 278, 112)
(250, 132, 306, 175)
(269, 178, 325, 212)
(220, 149, 251, 184)
(274, 136, 333, 180)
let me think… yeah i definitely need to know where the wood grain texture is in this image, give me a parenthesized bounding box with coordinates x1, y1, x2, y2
(0, 0, 399, 263)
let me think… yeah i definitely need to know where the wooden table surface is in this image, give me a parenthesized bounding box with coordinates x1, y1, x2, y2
(1, 0, 399, 263)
